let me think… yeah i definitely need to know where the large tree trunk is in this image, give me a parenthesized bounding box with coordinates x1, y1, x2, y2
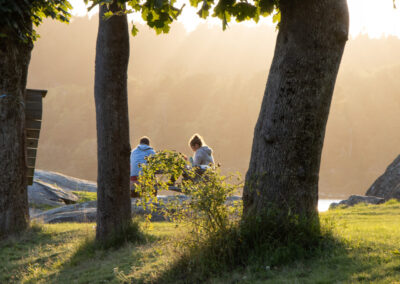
(95, 2, 132, 242)
(0, 26, 33, 237)
(243, 0, 349, 221)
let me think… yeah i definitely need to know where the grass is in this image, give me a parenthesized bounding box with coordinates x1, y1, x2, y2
(1, 201, 400, 283)
(72, 191, 97, 203)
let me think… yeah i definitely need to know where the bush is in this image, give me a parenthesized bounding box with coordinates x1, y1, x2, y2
(135, 150, 242, 231)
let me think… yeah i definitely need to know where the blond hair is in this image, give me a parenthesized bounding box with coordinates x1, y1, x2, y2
(189, 133, 204, 148)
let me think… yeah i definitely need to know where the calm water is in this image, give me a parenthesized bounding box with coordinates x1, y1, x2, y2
(318, 199, 342, 212)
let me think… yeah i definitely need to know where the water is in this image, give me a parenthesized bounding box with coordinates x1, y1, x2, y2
(160, 195, 342, 213)
(318, 199, 342, 212)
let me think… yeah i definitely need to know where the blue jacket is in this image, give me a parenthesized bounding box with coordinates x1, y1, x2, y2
(130, 144, 156, 177)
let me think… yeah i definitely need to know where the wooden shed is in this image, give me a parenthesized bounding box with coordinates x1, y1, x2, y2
(25, 89, 47, 185)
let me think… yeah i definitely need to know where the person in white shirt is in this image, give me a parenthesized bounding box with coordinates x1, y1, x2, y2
(188, 133, 214, 169)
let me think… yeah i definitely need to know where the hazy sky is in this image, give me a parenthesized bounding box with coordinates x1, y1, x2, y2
(69, 0, 400, 38)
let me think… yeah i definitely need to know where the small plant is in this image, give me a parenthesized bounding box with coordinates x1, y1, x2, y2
(135, 150, 243, 240)
(134, 151, 245, 280)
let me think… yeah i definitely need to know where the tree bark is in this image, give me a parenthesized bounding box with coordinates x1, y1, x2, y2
(0, 26, 33, 237)
(243, 0, 349, 221)
(95, 2, 132, 242)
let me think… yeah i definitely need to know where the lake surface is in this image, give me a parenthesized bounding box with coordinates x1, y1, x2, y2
(318, 199, 342, 212)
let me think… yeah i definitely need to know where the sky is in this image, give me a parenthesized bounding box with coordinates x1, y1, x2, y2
(69, 0, 400, 38)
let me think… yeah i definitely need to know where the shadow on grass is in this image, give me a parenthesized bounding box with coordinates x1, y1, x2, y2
(50, 221, 161, 283)
(151, 232, 358, 284)
(150, 207, 400, 284)
(150, 212, 399, 284)
(0, 222, 53, 249)
(67, 221, 152, 266)
(0, 222, 59, 283)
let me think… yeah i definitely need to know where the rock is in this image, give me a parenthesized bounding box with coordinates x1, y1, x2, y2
(329, 195, 385, 209)
(365, 155, 400, 201)
(32, 201, 98, 223)
(329, 202, 340, 209)
(29, 208, 44, 217)
(28, 180, 79, 207)
(34, 169, 97, 192)
(31, 196, 190, 223)
(31, 194, 243, 224)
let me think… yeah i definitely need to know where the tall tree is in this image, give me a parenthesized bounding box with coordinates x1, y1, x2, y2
(87, 0, 182, 242)
(94, 2, 132, 241)
(0, 1, 71, 238)
(189, 0, 349, 228)
(242, 0, 349, 223)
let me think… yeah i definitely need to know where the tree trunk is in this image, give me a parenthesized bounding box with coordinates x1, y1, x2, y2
(95, 2, 132, 242)
(243, 0, 349, 221)
(0, 26, 33, 237)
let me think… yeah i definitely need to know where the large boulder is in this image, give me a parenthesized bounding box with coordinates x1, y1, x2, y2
(28, 180, 79, 207)
(329, 195, 385, 209)
(32, 201, 98, 223)
(365, 155, 400, 201)
(31, 195, 191, 223)
(31, 195, 241, 224)
(34, 169, 97, 192)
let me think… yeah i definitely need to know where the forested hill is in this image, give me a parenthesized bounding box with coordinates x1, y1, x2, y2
(27, 16, 400, 198)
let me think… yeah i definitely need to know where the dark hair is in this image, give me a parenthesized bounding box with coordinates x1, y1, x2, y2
(139, 136, 150, 145)
(189, 134, 204, 148)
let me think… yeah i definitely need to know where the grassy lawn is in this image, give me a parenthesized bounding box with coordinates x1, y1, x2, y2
(1, 201, 400, 283)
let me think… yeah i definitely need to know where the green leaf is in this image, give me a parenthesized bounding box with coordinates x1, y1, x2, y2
(257, 0, 275, 16)
(272, 10, 280, 23)
(131, 24, 139, 36)
(103, 10, 114, 20)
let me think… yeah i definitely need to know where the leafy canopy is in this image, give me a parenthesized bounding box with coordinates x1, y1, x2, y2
(85, 0, 279, 36)
(192, 0, 279, 30)
(0, 0, 72, 43)
(85, 0, 185, 35)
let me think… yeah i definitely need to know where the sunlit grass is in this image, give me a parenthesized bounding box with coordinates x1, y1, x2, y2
(72, 191, 97, 203)
(1, 201, 400, 283)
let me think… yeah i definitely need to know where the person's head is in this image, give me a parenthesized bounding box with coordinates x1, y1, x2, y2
(189, 134, 204, 152)
(139, 136, 150, 146)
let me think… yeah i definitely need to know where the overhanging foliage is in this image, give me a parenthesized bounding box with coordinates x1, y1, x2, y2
(85, 0, 279, 36)
(0, 0, 72, 43)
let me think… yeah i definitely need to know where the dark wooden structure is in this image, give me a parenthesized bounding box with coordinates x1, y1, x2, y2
(25, 89, 47, 185)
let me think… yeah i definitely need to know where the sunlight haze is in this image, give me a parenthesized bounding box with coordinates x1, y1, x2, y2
(27, 14, 400, 199)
